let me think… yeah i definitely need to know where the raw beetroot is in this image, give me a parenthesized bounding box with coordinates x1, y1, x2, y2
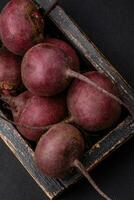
(67, 71, 121, 131)
(46, 38, 80, 69)
(0, 47, 21, 95)
(2, 91, 67, 141)
(35, 123, 112, 200)
(21, 43, 77, 96)
(0, 0, 44, 55)
(35, 123, 85, 178)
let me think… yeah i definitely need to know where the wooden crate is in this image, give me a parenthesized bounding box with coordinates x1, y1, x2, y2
(0, 0, 134, 199)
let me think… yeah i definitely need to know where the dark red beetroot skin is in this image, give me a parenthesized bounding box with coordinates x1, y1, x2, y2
(4, 91, 67, 141)
(22, 43, 77, 96)
(35, 123, 85, 178)
(0, 47, 21, 94)
(46, 38, 80, 70)
(0, 0, 44, 55)
(67, 71, 121, 131)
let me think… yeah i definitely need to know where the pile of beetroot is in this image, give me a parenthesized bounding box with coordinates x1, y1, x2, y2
(0, 1, 129, 199)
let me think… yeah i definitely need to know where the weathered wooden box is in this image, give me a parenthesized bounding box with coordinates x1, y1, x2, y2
(0, 0, 134, 199)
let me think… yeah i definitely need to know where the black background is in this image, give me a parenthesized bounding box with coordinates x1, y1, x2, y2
(0, 0, 134, 200)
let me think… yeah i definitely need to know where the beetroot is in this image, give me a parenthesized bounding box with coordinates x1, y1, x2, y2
(35, 123, 84, 178)
(67, 71, 121, 131)
(46, 38, 80, 69)
(21, 43, 77, 96)
(0, 0, 44, 55)
(2, 91, 67, 141)
(0, 47, 21, 95)
(35, 123, 112, 200)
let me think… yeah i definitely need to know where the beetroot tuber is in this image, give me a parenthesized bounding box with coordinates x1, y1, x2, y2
(1, 91, 67, 141)
(35, 123, 85, 178)
(0, 47, 21, 95)
(46, 38, 80, 69)
(21, 43, 77, 96)
(67, 71, 122, 131)
(35, 123, 112, 200)
(0, 0, 44, 55)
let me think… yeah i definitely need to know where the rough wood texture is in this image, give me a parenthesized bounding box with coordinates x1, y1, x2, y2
(0, 1, 134, 199)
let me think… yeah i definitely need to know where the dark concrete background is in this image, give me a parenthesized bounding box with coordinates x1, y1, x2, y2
(0, 0, 134, 200)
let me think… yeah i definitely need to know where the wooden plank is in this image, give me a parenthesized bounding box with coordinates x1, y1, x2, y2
(60, 116, 134, 187)
(0, 111, 64, 200)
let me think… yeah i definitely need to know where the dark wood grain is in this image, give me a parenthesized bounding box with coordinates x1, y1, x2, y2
(0, 2, 134, 199)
